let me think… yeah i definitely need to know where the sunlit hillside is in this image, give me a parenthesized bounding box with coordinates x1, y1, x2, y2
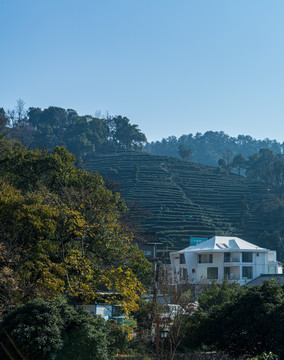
(85, 152, 270, 253)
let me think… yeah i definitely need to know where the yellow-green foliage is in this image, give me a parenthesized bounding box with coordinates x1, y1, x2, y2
(0, 138, 151, 315)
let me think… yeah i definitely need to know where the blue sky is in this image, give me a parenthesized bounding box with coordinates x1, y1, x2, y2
(1, 0, 284, 142)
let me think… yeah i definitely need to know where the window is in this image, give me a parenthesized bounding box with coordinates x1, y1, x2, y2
(179, 269, 188, 281)
(95, 305, 112, 320)
(207, 267, 218, 280)
(242, 252, 253, 262)
(216, 243, 229, 249)
(242, 266, 253, 279)
(268, 266, 276, 274)
(198, 254, 213, 263)
(224, 253, 230, 262)
(182, 268, 188, 280)
(144, 250, 152, 256)
(224, 267, 231, 279)
(180, 253, 185, 264)
(192, 269, 195, 273)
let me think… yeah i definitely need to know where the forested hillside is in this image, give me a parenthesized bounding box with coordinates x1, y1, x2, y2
(85, 152, 284, 260)
(145, 131, 284, 167)
(3, 102, 284, 170)
(3, 102, 284, 260)
(0, 101, 147, 158)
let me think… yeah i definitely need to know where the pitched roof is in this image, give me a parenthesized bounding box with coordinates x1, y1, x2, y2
(247, 274, 284, 287)
(174, 236, 269, 254)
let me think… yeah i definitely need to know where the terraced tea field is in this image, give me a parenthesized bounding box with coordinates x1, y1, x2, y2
(85, 152, 269, 252)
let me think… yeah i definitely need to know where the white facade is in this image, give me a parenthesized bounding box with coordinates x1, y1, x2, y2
(170, 236, 282, 286)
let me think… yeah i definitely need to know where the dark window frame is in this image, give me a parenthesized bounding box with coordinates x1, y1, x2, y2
(180, 253, 185, 264)
(198, 254, 213, 263)
(242, 252, 253, 263)
(242, 266, 253, 279)
(207, 267, 218, 280)
(224, 267, 231, 279)
(224, 253, 231, 262)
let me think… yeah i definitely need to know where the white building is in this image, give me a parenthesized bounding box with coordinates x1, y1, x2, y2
(170, 236, 283, 286)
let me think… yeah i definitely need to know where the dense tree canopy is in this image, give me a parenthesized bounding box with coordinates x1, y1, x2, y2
(145, 131, 284, 167)
(0, 137, 152, 316)
(185, 281, 284, 358)
(197, 280, 241, 314)
(2, 102, 147, 159)
(0, 109, 8, 134)
(0, 298, 117, 360)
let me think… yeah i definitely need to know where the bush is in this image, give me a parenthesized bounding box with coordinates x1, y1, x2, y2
(0, 298, 114, 360)
(184, 281, 284, 358)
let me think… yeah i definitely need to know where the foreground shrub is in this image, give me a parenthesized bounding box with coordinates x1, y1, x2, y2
(184, 281, 284, 358)
(0, 298, 114, 360)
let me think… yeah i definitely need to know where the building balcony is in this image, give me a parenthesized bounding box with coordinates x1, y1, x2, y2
(225, 275, 240, 281)
(224, 265, 240, 281)
(224, 253, 240, 263)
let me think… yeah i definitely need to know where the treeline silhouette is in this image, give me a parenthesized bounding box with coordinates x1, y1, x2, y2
(0, 100, 147, 160)
(217, 149, 284, 198)
(145, 131, 284, 167)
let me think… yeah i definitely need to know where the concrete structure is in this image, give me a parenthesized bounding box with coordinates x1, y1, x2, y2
(170, 236, 283, 286)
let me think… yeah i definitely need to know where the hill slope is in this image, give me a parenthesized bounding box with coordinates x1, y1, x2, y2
(85, 152, 271, 252)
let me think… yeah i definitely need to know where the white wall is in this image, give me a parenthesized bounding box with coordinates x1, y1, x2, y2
(171, 249, 281, 285)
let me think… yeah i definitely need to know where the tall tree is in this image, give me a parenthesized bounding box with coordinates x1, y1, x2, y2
(232, 153, 246, 175)
(178, 144, 193, 161)
(0, 139, 152, 314)
(0, 108, 8, 134)
(107, 116, 147, 151)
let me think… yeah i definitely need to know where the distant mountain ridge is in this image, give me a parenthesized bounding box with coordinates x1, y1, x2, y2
(144, 131, 284, 167)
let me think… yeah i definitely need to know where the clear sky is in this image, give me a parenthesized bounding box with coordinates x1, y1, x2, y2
(1, 0, 284, 142)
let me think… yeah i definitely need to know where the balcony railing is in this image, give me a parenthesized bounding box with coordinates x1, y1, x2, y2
(225, 275, 240, 280)
(224, 257, 240, 263)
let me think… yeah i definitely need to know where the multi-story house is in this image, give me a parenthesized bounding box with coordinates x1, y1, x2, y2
(170, 236, 282, 285)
